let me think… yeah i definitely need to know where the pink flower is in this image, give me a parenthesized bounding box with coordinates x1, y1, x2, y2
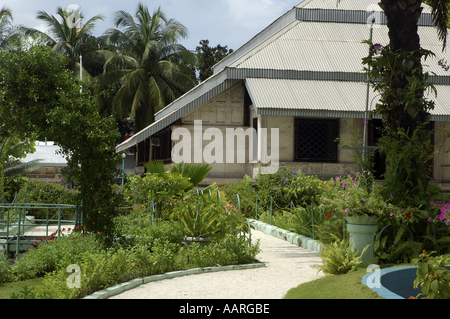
(390, 212, 393, 216)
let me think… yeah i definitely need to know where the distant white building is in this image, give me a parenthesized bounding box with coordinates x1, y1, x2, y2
(116, 0, 450, 189)
(22, 141, 67, 181)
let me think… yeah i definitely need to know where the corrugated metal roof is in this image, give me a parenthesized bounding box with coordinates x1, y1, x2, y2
(215, 1, 436, 74)
(230, 21, 450, 77)
(298, 0, 432, 14)
(245, 78, 450, 121)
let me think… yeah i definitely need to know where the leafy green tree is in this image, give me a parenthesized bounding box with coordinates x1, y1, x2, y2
(96, 3, 197, 132)
(195, 39, 233, 82)
(24, 6, 104, 78)
(0, 45, 121, 236)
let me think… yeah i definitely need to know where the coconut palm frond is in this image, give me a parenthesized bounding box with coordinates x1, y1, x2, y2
(169, 162, 213, 187)
(4, 159, 42, 177)
(101, 3, 196, 130)
(144, 160, 165, 174)
(429, 0, 449, 50)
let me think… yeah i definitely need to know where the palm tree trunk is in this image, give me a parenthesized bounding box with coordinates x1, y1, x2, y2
(379, 0, 428, 133)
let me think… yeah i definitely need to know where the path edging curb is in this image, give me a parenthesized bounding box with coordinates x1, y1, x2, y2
(248, 219, 322, 252)
(83, 262, 266, 299)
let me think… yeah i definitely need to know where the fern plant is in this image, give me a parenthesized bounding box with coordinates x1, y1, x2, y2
(315, 234, 369, 275)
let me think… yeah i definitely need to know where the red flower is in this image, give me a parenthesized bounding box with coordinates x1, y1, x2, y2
(423, 250, 427, 255)
(26, 248, 29, 251)
(430, 272, 434, 276)
(14, 254, 18, 258)
(82, 225, 87, 230)
(73, 237, 77, 240)
(405, 212, 411, 219)
(99, 241, 102, 245)
(80, 234, 84, 237)
(33, 242, 38, 246)
(98, 232, 103, 235)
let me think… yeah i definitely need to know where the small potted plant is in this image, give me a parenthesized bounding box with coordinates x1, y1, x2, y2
(322, 172, 393, 263)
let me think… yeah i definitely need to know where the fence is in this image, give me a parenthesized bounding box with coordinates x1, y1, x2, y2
(113, 201, 158, 230)
(237, 194, 347, 241)
(0, 200, 79, 257)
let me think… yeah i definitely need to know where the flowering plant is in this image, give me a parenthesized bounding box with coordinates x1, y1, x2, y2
(412, 250, 450, 299)
(320, 172, 393, 218)
(429, 201, 450, 228)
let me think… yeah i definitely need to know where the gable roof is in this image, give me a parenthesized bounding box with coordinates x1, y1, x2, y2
(116, 0, 450, 152)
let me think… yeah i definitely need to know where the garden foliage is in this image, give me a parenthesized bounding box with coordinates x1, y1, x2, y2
(413, 250, 450, 299)
(7, 220, 260, 299)
(315, 234, 369, 275)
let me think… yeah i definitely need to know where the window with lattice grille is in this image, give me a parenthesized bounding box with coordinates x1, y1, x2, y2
(295, 119, 338, 162)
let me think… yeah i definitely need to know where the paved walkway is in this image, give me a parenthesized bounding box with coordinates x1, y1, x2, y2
(109, 229, 325, 299)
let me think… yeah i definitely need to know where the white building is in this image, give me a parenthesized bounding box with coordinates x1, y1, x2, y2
(116, 0, 450, 188)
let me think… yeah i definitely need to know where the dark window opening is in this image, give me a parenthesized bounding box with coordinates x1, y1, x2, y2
(151, 128, 173, 164)
(295, 119, 339, 162)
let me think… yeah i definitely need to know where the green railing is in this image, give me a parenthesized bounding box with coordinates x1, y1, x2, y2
(0, 202, 79, 258)
(113, 201, 158, 230)
(249, 195, 347, 241)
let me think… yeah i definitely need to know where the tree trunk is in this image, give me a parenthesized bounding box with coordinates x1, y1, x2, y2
(378, 0, 428, 133)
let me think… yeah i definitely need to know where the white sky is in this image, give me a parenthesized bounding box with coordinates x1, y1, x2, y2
(2, 0, 302, 51)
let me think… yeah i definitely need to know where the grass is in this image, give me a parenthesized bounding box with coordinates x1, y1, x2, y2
(283, 263, 413, 299)
(0, 277, 45, 299)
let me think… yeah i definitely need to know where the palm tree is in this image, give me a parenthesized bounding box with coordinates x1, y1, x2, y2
(96, 4, 197, 132)
(0, 7, 24, 51)
(24, 6, 104, 78)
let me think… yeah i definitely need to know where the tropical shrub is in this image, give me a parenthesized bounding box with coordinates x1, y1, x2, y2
(12, 230, 102, 281)
(413, 250, 450, 299)
(222, 175, 257, 218)
(0, 254, 14, 284)
(169, 188, 250, 241)
(122, 161, 213, 219)
(285, 173, 326, 207)
(10, 219, 261, 299)
(16, 178, 79, 221)
(320, 172, 394, 218)
(315, 234, 369, 275)
(255, 166, 299, 210)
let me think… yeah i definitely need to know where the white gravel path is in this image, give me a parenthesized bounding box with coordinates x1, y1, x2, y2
(109, 229, 324, 299)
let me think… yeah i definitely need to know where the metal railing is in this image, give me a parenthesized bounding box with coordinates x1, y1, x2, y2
(113, 201, 158, 230)
(248, 195, 347, 241)
(0, 202, 79, 257)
